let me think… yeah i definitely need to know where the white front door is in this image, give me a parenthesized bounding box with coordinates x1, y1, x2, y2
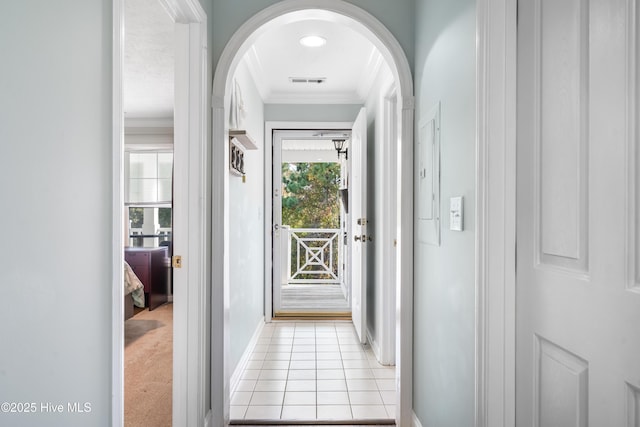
(516, 1, 640, 425)
(271, 129, 350, 316)
(272, 131, 284, 315)
(350, 107, 368, 344)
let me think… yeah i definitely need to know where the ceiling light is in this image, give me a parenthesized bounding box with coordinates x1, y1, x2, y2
(299, 35, 326, 47)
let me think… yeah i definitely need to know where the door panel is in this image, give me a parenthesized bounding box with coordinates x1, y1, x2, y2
(516, 0, 640, 425)
(350, 107, 367, 343)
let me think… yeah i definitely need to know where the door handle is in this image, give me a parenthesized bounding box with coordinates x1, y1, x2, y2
(354, 234, 367, 242)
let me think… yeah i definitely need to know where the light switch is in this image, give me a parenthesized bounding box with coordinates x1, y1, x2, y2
(450, 196, 463, 231)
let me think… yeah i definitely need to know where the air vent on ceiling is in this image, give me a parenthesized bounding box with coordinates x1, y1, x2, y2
(289, 77, 327, 84)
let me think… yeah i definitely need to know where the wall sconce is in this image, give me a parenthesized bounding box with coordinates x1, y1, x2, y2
(333, 139, 348, 160)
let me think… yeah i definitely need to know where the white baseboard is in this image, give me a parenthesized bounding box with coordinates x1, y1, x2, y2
(367, 329, 382, 363)
(203, 409, 213, 427)
(230, 318, 265, 394)
(412, 411, 424, 427)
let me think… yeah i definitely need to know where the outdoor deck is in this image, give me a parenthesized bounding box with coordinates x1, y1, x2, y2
(278, 284, 350, 314)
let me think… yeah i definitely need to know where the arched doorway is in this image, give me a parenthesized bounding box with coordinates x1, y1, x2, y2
(211, 0, 414, 424)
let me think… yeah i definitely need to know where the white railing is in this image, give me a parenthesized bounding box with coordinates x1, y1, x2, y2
(129, 227, 172, 247)
(281, 227, 342, 284)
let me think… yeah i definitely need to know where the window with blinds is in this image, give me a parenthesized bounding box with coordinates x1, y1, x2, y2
(127, 152, 173, 203)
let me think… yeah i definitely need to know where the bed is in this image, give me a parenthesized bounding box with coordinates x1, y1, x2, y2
(124, 260, 145, 320)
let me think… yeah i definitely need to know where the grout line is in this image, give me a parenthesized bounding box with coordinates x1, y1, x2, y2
(237, 320, 395, 422)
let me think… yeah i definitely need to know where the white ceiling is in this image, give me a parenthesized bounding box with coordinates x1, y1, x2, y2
(241, 19, 385, 104)
(124, 0, 174, 120)
(124, 3, 386, 119)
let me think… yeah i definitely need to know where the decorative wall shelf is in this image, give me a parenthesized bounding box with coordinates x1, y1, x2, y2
(229, 142, 245, 177)
(229, 129, 258, 150)
(228, 130, 256, 180)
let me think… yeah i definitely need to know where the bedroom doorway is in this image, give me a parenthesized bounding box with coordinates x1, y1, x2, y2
(113, 0, 208, 425)
(122, 1, 176, 425)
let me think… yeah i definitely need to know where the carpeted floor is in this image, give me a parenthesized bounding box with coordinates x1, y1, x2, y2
(125, 303, 173, 427)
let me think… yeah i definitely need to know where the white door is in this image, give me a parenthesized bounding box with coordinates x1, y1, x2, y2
(517, 1, 640, 425)
(271, 129, 349, 316)
(350, 107, 368, 343)
(272, 131, 284, 314)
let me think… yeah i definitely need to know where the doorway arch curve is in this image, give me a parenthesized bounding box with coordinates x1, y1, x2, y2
(210, 1, 415, 424)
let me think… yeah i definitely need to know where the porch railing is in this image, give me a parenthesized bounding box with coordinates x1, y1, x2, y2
(129, 227, 172, 247)
(281, 227, 342, 284)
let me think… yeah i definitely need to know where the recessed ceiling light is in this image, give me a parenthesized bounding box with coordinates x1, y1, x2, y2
(299, 35, 326, 47)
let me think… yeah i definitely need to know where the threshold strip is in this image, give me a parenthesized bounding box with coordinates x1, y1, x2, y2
(273, 311, 352, 321)
(229, 419, 395, 425)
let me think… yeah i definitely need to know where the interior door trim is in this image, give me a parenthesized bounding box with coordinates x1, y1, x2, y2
(265, 122, 354, 322)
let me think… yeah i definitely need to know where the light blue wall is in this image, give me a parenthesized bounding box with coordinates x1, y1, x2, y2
(228, 61, 266, 372)
(212, 0, 414, 72)
(0, 2, 113, 425)
(264, 104, 361, 123)
(413, 0, 477, 426)
(0, 1, 214, 425)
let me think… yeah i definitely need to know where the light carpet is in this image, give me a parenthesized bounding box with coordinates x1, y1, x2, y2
(125, 303, 173, 427)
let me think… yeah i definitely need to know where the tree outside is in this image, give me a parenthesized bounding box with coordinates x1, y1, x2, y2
(128, 207, 172, 247)
(281, 162, 341, 280)
(129, 207, 172, 229)
(281, 162, 341, 229)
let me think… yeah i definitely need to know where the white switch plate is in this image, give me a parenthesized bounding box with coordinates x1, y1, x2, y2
(450, 196, 463, 231)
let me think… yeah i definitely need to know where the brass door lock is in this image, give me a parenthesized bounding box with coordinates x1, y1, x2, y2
(172, 255, 183, 268)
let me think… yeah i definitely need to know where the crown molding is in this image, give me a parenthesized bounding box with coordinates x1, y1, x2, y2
(357, 46, 385, 100)
(242, 46, 271, 101)
(124, 117, 174, 149)
(159, 0, 206, 23)
(125, 117, 174, 131)
(265, 91, 363, 104)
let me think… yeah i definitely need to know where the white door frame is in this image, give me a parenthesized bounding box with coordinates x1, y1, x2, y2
(474, 0, 517, 426)
(349, 107, 369, 344)
(379, 87, 398, 365)
(266, 123, 353, 319)
(211, 1, 414, 425)
(111, 1, 209, 426)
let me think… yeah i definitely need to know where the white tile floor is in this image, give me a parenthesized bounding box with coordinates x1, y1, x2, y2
(230, 321, 396, 421)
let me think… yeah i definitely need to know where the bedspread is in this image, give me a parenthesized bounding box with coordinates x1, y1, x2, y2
(124, 261, 145, 308)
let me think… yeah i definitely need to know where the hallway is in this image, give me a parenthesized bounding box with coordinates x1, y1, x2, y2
(230, 321, 396, 421)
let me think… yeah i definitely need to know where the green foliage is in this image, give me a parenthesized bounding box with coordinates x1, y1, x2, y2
(159, 207, 172, 228)
(129, 207, 144, 228)
(281, 162, 341, 229)
(128, 207, 172, 228)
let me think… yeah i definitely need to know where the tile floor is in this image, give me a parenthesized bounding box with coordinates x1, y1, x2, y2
(230, 321, 396, 421)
